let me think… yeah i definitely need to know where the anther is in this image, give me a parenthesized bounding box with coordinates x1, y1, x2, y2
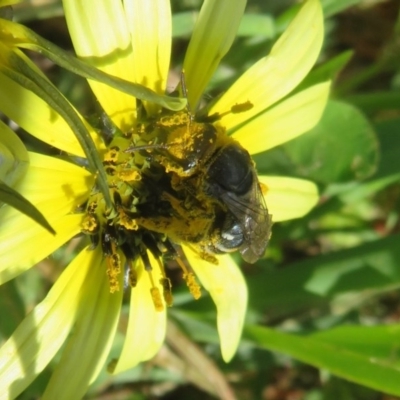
(160, 277, 173, 307)
(106, 251, 121, 293)
(141, 249, 165, 311)
(176, 257, 201, 299)
(150, 287, 164, 312)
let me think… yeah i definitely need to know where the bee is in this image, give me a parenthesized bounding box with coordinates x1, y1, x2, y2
(128, 110, 272, 264)
(202, 141, 272, 263)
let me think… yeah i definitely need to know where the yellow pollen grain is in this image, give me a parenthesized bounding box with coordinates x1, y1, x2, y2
(104, 148, 119, 163)
(175, 253, 202, 299)
(160, 277, 173, 307)
(119, 211, 138, 230)
(259, 182, 269, 196)
(87, 200, 98, 213)
(150, 287, 164, 312)
(146, 267, 165, 311)
(117, 169, 141, 182)
(106, 251, 121, 293)
(183, 272, 201, 300)
(81, 215, 97, 233)
(153, 258, 173, 306)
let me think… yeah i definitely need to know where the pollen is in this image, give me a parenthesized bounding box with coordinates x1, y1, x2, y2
(128, 262, 138, 287)
(260, 182, 269, 196)
(106, 252, 121, 293)
(81, 106, 249, 307)
(146, 268, 164, 311)
(176, 257, 202, 300)
(183, 272, 201, 300)
(103, 147, 120, 163)
(117, 169, 141, 182)
(118, 210, 138, 230)
(160, 277, 173, 307)
(81, 214, 98, 233)
(150, 287, 164, 312)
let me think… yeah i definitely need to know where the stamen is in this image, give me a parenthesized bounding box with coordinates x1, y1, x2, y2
(103, 146, 120, 164)
(81, 214, 98, 234)
(183, 272, 201, 300)
(150, 287, 164, 312)
(118, 210, 138, 230)
(124, 260, 137, 288)
(160, 278, 173, 307)
(106, 251, 121, 293)
(141, 249, 165, 312)
(176, 257, 201, 300)
(118, 169, 141, 182)
(155, 257, 173, 306)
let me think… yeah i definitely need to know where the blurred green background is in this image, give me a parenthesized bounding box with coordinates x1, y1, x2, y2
(2, 0, 400, 399)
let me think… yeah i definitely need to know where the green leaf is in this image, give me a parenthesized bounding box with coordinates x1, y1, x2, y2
(281, 100, 379, 184)
(248, 234, 400, 320)
(173, 12, 275, 39)
(297, 50, 354, 92)
(172, 12, 198, 37)
(0, 180, 55, 234)
(276, 0, 365, 36)
(12, 1, 63, 22)
(237, 14, 275, 38)
(246, 324, 400, 396)
(345, 91, 400, 115)
(321, 0, 366, 17)
(0, 19, 186, 111)
(374, 117, 400, 179)
(0, 280, 25, 338)
(311, 325, 400, 361)
(0, 5, 13, 20)
(330, 116, 400, 204)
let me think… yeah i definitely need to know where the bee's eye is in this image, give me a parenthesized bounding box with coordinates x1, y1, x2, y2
(208, 145, 253, 195)
(215, 214, 244, 252)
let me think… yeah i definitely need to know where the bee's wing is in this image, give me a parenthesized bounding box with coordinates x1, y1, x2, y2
(220, 173, 272, 263)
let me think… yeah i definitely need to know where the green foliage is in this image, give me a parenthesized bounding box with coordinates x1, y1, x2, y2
(246, 324, 400, 396)
(3, 0, 400, 399)
(283, 100, 379, 183)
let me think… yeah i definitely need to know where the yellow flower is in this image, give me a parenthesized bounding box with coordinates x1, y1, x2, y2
(0, 0, 329, 398)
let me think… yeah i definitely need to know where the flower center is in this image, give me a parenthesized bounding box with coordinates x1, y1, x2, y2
(80, 108, 270, 310)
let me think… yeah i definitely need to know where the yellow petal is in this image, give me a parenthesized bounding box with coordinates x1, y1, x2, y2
(11, 152, 91, 218)
(0, 213, 82, 284)
(211, 0, 324, 130)
(43, 250, 122, 400)
(0, 119, 29, 186)
(0, 153, 91, 283)
(260, 176, 319, 222)
(233, 82, 330, 154)
(63, 0, 136, 129)
(183, 0, 246, 108)
(183, 247, 247, 362)
(0, 69, 87, 157)
(0, 247, 97, 399)
(123, 0, 171, 114)
(111, 254, 166, 374)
